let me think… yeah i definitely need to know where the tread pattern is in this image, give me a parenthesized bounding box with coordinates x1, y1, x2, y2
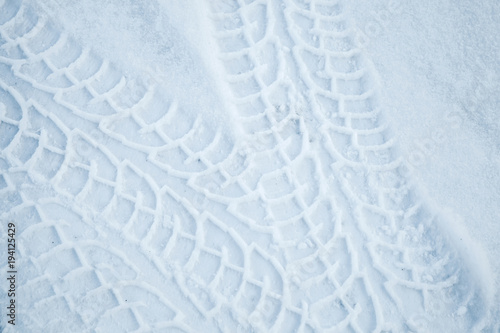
(0, 0, 490, 332)
(205, 0, 489, 332)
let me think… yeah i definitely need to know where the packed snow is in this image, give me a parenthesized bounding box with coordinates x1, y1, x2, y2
(1, 0, 498, 331)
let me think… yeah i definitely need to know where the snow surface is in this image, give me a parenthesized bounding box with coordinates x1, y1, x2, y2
(0, 0, 499, 332)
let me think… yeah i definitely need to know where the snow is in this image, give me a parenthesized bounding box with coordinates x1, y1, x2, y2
(0, 0, 499, 331)
(347, 0, 500, 323)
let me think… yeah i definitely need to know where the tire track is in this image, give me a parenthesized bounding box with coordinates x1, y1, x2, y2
(0, 1, 257, 332)
(0, 0, 491, 332)
(205, 0, 490, 331)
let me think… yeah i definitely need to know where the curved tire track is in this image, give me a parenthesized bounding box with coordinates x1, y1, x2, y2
(0, 0, 491, 332)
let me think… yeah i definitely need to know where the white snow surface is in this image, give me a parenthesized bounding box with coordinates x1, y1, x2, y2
(1, 0, 499, 332)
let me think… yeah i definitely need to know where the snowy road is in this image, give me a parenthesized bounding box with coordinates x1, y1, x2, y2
(0, 0, 498, 332)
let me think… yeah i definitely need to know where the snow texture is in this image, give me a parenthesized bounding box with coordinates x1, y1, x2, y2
(0, 0, 498, 332)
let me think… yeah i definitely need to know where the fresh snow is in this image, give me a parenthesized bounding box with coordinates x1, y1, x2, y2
(0, 0, 499, 332)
